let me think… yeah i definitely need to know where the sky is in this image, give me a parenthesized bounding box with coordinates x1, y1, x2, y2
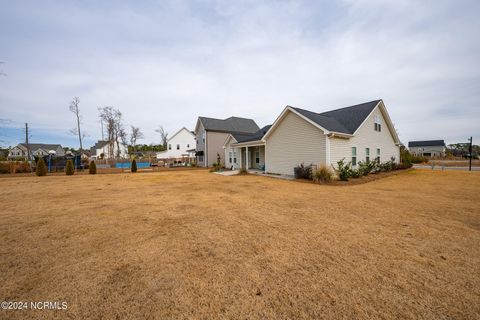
(0, 0, 479, 148)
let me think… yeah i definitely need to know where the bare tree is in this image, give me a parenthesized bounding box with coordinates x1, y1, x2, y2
(98, 106, 123, 159)
(130, 126, 144, 153)
(69, 97, 84, 150)
(155, 126, 168, 148)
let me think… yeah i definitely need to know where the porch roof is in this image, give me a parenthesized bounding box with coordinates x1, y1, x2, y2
(231, 140, 265, 148)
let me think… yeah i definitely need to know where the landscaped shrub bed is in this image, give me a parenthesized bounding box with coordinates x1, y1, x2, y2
(0, 161, 32, 174)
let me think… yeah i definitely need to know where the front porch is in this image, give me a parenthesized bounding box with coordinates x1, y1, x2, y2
(225, 142, 266, 171)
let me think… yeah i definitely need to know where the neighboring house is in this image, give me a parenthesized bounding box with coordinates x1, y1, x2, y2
(195, 116, 260, 167)
(156, 127, 196, 161)
(226, 99, 401, 176)
(408, 140, 446, 157)
(8, 143, 65, 159)
(89, 140, 128, 159)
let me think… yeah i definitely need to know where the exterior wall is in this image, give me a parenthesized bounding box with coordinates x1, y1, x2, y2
(157, 128, 195, 159)
(409, 146, 445, 157)
(8, 146, 25, 158)
(225, 146, 241, 170)
(247, 146, 265, 169)
(95, 143, 128, 159)
(206, 131, 230, 166)
(329, 106, 400, 167)
(195, 122, 206, 167)
(265, 111, 327, 175)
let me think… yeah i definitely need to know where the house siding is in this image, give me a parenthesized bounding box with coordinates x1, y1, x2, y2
(206, 131, 230, 167)
(265, 111, 327, 175)
(195, 122, 206, 167)
(409, 146, 445, 157)
(329, 105, 400, 167)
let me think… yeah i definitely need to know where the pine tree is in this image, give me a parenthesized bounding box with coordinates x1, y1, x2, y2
(65, 160, 74, 175)
(89, 161, 97, 174)
(36, 157, 47, 176)
(131, 159, 137, 173)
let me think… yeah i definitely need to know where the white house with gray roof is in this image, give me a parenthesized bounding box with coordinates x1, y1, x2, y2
(408, 140, 446, 157)
(8, 143, 65, 159)
(194, 116, 259, 167)
(223, 99, 401, 176)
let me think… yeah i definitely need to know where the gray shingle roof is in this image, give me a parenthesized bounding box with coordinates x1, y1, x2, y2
(199, 116, 259, 134)
(19, 143, 62, 150)
(232, 125, 272, 143)
(292, 100, 381, 135)
(408, 140, 445, 147)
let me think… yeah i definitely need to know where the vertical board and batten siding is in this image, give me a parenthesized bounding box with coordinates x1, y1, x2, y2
(329, 105, 400, 166)
(206, 131, 231, 166)
(265, 111, 327, 175)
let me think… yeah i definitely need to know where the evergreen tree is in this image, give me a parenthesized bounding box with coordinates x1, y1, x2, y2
(65, 160, 74, 175)
(89, 161, 97, 174)
(131, 159, 137, 173)
(36, 157, 47, 176)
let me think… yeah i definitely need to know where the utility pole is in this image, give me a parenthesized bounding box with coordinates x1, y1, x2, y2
(25, 123, 31, 162)
(468, 137, 472, 172)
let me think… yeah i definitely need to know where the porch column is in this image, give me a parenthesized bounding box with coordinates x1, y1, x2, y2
(246, 146, 249, 169)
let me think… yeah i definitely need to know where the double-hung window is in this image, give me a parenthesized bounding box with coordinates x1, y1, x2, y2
(176, 144, 180, 150)
(229, 152, 232, 164)
(365, 148, 370, 163)
(351, 147, 357, 166)
(233, 152, 237, 164)
(255, 151, 260, 164)
(374, 115, 382, 132)
(376, 148, 381, 162)
(168, 144, 171, 150)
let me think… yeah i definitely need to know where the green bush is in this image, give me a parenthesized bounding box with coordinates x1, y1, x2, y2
(36, 158, 47, 176)
(89, 161, 97, 174)
(294, 163, 313, 179)
(336, 159, 352, 181)
(350, 168, 362, 178)
(357, 161, 375, 176)
(131, 159, 137, 173)
(65, 160, 74, 175)
(313, 165, 334, 183)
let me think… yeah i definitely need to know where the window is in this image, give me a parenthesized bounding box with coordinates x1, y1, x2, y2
(202, 132, 205, 143)
(199, 156, 203, 162)
(351, 147, 357, 166)
(168, 144, 171, 150)
(229, 152, 232, 164)
(365, 148, 370, 163)
(233, 152, 237, 164)
(255, 151, 260, 164)
(376, 148, 380, 161)
(374, 115, 381, 132)
(187, 144, 189, 148)
(176, 144, 180, 150)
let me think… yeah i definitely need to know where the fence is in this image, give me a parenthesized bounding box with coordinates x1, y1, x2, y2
(115, 162, 151, 169)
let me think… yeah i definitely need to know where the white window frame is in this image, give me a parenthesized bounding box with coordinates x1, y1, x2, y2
(351, 147, 357, 166)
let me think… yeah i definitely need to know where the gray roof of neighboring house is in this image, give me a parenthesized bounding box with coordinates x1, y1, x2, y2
(198, 116, 260, 134)
(232, 125, 272, 143)
(408, 140, 445, 147)
(19, 143, 62, 151)
(291, 100, 381, 135)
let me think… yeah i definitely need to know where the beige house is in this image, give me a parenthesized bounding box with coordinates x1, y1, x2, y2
(194, 116, 259, 167)
(8, 143, 65, 160)
(224, 99, 401, 176)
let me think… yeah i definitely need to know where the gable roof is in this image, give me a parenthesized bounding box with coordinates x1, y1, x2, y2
(291, 100, 380, 135)
(198, 116, 259, 134)
(408, 140, 445, 147)
(168, 127, 195, 142)
(19, 143, 62, 151)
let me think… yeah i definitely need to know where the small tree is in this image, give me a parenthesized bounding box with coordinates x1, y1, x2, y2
(89, 161, 97, 174)
(65, 160, 74, 175)
(36, 157, 47, 176)
(131, 159, 137, 173)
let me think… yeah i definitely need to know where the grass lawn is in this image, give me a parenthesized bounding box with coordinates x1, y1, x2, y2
(0, 169, 479, 319)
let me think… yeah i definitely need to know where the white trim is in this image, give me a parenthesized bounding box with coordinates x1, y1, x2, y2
(325, 135, 331, 164)
(167, 127, 195, 143)
(205, 130, 208, 166)
(222, 134, 238, 148)
(231, 140, 265, 148)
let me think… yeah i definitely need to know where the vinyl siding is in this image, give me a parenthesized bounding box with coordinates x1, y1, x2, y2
(195, 122, 206, 166)
(265, 110, 327, 175)
(206, 131, 230, 167)
(329, 105, 400, 167)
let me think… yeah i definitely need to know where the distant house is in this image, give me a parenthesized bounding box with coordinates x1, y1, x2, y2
(408, 140, 446, 157)
(89, 140, 128, 159)
(156, 127, 196, 162)
(194, 116, 260, 167)
(223, 99, 401, 176)
(8, 143, 65, 159)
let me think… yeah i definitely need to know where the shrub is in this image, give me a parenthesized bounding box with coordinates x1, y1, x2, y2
(89, 161, 97, 174)
(36, 158, 47, 176)
(313, 165, 334, 183)
(294, 163, 313, 180)
(65, 160, 74, 175)
(131, 159, 137, 173)
(357, 161, 374, 176)
(16, 161, 31, 173)
(350, 168, 362, 178)
(336, 159, 352, 181)
(0, 162, 10, 174)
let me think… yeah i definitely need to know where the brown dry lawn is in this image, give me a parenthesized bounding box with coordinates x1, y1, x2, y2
(0, 169, 479, 319)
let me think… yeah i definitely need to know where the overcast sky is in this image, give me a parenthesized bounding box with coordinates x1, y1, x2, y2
(0, 0, 479, 148)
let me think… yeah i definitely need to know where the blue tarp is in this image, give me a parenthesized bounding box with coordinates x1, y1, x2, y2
(115, 162, 150, 169)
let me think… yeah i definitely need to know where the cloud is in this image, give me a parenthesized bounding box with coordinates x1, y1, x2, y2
(0, 0, 479, 148)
